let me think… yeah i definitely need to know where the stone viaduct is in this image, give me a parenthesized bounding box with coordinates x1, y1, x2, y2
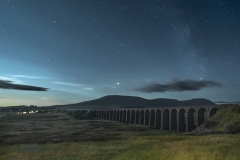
(92, 105, 229, 132)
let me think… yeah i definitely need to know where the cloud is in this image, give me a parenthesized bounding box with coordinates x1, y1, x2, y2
(53, 81, 85, 87)
(49, 89, 68, 93)
(10, 75, 48, 79)
(0, 76, 23, 84)
(83, 87, 93, 91)
(0, 80, 48, 91)
(136, 79, 222, 93)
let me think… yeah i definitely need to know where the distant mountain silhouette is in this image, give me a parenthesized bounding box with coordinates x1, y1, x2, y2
(52, 95, 216, 109)
(214, 101, 240, 104)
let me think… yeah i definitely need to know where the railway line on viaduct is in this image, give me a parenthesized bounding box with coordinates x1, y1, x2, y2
(92, 105, 229, 132)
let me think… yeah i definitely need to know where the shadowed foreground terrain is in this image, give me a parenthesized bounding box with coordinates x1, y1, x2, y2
(0, 113, 153, 144)
(0, 112, 240, 160)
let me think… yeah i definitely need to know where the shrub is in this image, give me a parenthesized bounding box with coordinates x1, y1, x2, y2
(38, 110, 48, 113)
(224, 121, 240, 133)
(204, 120, 209, 128)
(65, 110, 94, 120)
(231, 106, 240, 113)
(204, 120, 216, 128)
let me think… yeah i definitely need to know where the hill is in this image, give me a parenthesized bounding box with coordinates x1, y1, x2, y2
(52, 95, 216, 109)
(192, 104, 240, 134)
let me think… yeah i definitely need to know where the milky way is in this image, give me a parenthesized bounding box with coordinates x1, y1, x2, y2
(0, 0, 239, 106)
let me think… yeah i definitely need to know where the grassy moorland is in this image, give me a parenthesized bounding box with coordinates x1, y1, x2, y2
(0, 108, 240, 160)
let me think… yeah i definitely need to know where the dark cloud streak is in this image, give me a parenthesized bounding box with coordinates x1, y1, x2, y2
(0, 80, 48, 91)
(136, 79, 221, 93)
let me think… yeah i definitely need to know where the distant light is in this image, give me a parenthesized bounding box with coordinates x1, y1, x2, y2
(117, 82, 120, 85)
(200, 78, 202, 80)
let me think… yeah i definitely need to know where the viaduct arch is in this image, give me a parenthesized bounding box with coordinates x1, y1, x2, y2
(93, 105, 229, 132)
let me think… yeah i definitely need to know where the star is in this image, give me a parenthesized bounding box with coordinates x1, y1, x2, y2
(0, 0, 239, 106)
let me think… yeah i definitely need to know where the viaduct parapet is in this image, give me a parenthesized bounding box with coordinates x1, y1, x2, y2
(91, 104, 232, 132)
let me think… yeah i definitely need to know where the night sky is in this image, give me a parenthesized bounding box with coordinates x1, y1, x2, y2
(0, 0, 240, 106)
